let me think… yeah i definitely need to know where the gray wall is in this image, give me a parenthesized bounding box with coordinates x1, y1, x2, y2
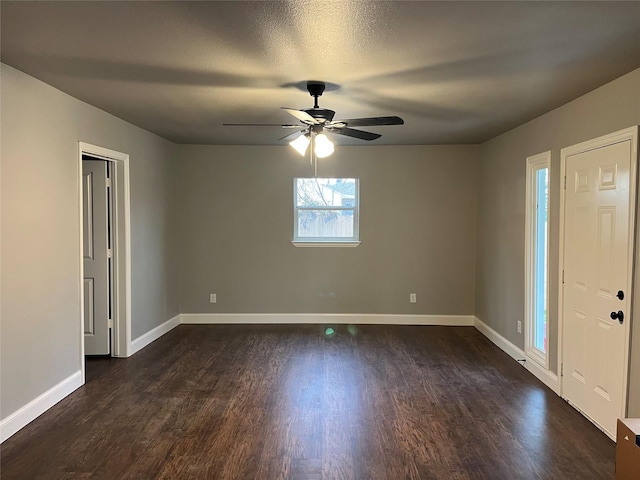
(2, 58, 639, 433)
(0, 64, 180, 419)
(178, 145, 479, 315)
(474, 68, 640, 412)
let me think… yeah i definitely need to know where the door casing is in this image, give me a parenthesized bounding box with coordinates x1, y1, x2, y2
(558, 126, 638, 439)
(78, 142, 132, 380)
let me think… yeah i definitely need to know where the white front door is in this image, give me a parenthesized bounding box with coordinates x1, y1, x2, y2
(83, 159, 111, 355)
(561, 128, 637, 438)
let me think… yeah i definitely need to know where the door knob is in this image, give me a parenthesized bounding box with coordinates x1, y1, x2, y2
(610, 311, 624, 324)
(617, 290, 624, 300)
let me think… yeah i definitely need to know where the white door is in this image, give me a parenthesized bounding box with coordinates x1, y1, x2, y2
(83, 159, 111, 355)
(562, 130, 636, 438)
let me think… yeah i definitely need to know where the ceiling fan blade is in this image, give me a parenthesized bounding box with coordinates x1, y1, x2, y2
(223, 123, 301, 128)
(281, 107, 320, 125)
(333, 116, 404, 127)
(329, 127, 381, 141)
(278, 130, 305, 142)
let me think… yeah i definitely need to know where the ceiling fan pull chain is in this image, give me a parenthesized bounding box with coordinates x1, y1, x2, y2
(309, 136, 317, 177)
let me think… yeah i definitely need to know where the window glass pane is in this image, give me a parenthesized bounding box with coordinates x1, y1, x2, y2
(297, 209, 355, 238)
(296, 178, 356, 207)
(534, 167, 549, 353)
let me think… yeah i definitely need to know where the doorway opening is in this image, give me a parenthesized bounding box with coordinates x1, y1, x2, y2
(82, 156, 112, 356)
(78, 142, 131, 382)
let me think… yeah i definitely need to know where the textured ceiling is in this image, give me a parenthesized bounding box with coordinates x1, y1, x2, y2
(2, 1, 640, 145)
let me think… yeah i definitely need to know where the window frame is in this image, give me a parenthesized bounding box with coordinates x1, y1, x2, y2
(292, 177, 361, 247)
(524, 151, 551, 369)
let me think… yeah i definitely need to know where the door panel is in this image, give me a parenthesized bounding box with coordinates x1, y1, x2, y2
(83, 160, 110, 355)
(562, 139, 633, 437)
(596, 207, 615, 297)
(593, 317, 612, 401)
(567, 309, 587, 383)
(84, 278, 95, 335)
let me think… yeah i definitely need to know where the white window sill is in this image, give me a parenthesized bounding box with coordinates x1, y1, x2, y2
(291, 241, 361, 248)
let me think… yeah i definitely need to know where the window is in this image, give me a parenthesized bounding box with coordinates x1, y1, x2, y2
(525, 151, 550, 368)
(293, 178, 360, 246)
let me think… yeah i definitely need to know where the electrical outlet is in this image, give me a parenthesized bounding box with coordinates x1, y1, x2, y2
(409, 293, 417, 303)
(517, 321, 522, 334)
(209, 293, 217, 304)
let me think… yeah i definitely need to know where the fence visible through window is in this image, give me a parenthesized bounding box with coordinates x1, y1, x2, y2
(294, 178, 359, 243)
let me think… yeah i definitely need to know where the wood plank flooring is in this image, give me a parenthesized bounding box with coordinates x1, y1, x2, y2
(1, 325, 615, 479)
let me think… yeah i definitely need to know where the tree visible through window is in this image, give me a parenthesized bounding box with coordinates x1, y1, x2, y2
(294, 178, 359, 243)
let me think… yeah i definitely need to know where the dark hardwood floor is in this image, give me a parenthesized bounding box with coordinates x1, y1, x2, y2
(1, 325, 615, 479)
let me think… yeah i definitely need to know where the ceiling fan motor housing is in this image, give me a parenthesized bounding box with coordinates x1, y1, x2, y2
(307, 82, 325, 97)
(307, 81, 326, 109)
(303, 108, 336, 122)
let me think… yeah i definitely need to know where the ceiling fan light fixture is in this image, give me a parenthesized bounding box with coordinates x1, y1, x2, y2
(314, 133, 334, 158)
(289, 134, 310, 156)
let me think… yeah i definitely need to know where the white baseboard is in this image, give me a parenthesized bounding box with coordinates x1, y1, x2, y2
(130, 314, 181, 355)
(180, 313, 475, 326)
(1, 314, 180, 443)
(2, 314, 560, 444)
(0, 370, 83, 443)
(473, 316, 559, 394)
(523, 354, 560, 394)
(473, 316, 525, 361)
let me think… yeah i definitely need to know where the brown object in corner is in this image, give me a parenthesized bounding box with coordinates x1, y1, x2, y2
(616, 418, 640, 480)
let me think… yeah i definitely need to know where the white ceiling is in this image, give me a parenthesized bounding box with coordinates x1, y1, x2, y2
(2, 1, 639, 145)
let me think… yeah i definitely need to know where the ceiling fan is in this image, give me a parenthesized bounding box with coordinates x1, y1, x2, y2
(223, 81, 404, 158)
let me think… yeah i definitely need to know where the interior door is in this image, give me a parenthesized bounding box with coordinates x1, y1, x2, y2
(562, 137, 635, 438)
(83, 159, 111, 355)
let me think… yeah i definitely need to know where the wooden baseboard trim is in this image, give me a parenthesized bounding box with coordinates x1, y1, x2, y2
(0, 370, 83, 443)
(130, 314, 181, 355)
(473, 316, 559, 394)
(180, 313, 475, 326)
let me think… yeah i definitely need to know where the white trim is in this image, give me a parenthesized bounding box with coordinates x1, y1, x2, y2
(558, 126, 638, 414)
(130, 315, 181, 355)
(78, 142, 132, 362)
(524, 353, 560, 395)
(78, 146, 85, 379)
(473, 316, 525, 361)
(0, 371, 83, 443)
(180, 313, 475, 326)
(524, 151, 551, 370)
(293, 177, 360, 244)
(474, 317, 559, 394)
(558, 140, 567, 398)
(291, 241, 361, 247)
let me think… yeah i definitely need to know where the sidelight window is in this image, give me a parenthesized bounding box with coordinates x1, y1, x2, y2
(525, 152, 550, 368)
